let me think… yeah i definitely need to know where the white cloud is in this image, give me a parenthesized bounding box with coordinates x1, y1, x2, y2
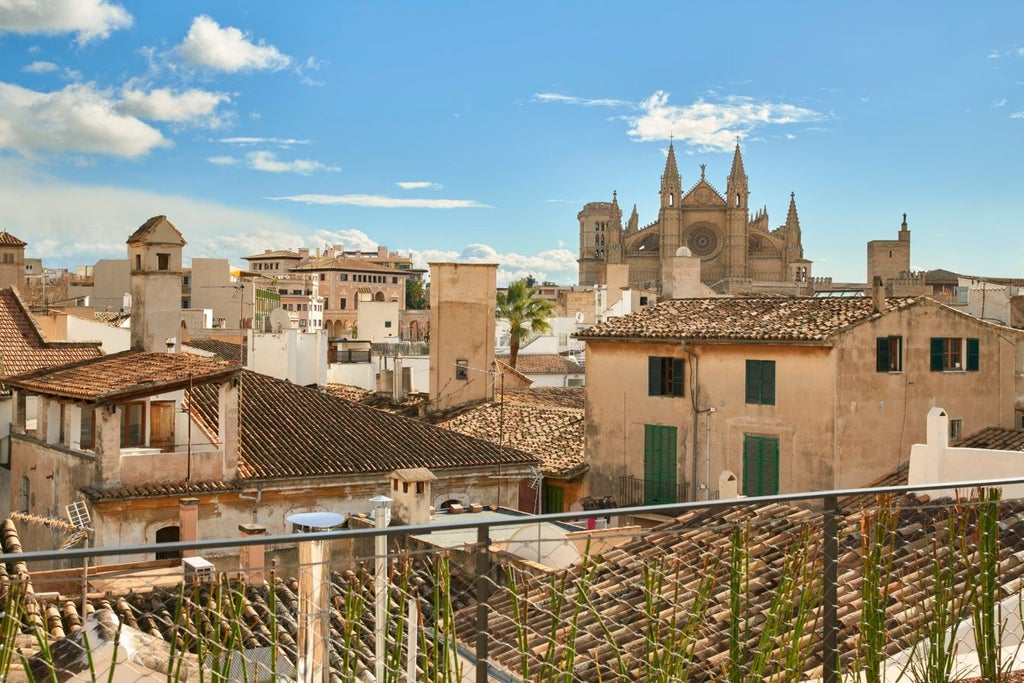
(246, 150, 339, 174)
(0, 81, 169, 158)
(0, 0, 131, 44)
(269, 194, 491, 208)
(993, 98, 1008, 108)
(989, 50, 1001, 59)
(533, 92, 632, 107)
(624, 91, 826, 151)
(206, 155, 237, 166)
(396, 181, 442, 190)
(785, 133, 796, 140)
(178, 15, 291, 72)
(22, 60, 58, 73)
(1011, 111, 1024, 119)
(218, 136, 309, 147)
(118, 86, 230, 126)
(408, 244, 579, 286)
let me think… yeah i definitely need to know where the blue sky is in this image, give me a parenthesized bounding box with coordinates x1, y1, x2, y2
(1, 1, 1022, 285)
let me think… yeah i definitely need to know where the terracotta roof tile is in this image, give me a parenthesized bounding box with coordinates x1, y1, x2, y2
(438, 392, 585, 479)
(184, 338, 244, 362)
(243, 250, 302, 260)
(577, 296, 921, 342)
(496, 354, 582, 374)
(188, 371, 539, 480)
(125, 215, 185, 245)
(82, 479, 239, 501)
(5, 350, 240, 402)
(0, 230, 26, 247)
(0, 288, 101, 389)
(957, 426, 1024, 451)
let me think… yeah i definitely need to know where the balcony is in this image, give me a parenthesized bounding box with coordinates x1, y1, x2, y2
(3, 478, 1024, 681)
(618, 474, 689, 506)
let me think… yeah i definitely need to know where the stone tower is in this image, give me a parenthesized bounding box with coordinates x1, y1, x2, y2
(0, 230, 27, 292)
(577, 193, 623, 286)
(867, 214, 912, 289)
(128, 216, 186, 352)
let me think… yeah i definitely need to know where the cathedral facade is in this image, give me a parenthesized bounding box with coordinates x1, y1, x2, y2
(577, 143, 812, 296)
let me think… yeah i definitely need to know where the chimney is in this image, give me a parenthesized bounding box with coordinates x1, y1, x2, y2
(238, 523, 266, 584)
(872, 276, 887, 313)
(288, 512, 345, 683)
(179, 498, 199, 558)
(390, 468, 436, 525)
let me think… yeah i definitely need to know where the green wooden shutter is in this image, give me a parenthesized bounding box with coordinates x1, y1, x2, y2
(742, 434, 780, 496)
(542, 484, 564, 514)
(648, 357, 661, 395)
(930, 338, 944, 371)
(760, 361, 776, 405)
(876, 337, 890, 372)
(966, 338, 980, 371)
(745, 360, 758, 403)
(644, 425, 678, 504)
(671, 358, 685, 396)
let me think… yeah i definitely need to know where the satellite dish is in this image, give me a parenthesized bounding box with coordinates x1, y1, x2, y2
(505, 524, 581, 570)
(268, 308, 291, 334)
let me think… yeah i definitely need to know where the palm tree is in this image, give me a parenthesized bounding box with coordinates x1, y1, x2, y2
(496, 279, 555, 369)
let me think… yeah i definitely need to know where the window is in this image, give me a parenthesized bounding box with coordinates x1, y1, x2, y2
(954, 286, 969, 305)
(384, 320, 392, 328)
(319, 273, 325, 281)
(340, 274, 348, 281)
(80, 408, 95, 449)
(182, 276, 190, 286)
(278, 288, 288, 295)
(644, 425, 678, 504)
(182, 300, 190, 309)
(157, 253, 170, 270)
(299, 319, 307, 327)
(340, 298, 347, 310)
(876, 336, 903, 372)
(392, 276, 398, 284)
(639, 296, 649, 306)
(745, 360, 776, 405)
(155, 526, 181, 560)
(455, 359, 469, 380)
(949, 418, 963, 441)
(930, 338, 979, 372)
(134, 254, 142, 270)
(648, 356, 684, 397)
(119, 401, 146, 446)
(19, 477, 30, 514)
(743, 434, 779, 496)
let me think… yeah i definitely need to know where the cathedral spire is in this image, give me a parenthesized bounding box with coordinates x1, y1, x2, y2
(627, 203, 639, 232)
(726, 140, 749, 209)
(785, 192, 800, 230)
(660, 140, 682, 209)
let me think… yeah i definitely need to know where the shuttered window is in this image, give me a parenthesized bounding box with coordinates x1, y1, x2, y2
(876, 336, 902, 372)
(644, 425, 678, 504)
(648, 357, 684, 397)
(742, 434, 779, 497)
(930, 337, 980, 371)
(542, 484, 565, 514)
(745, 360, 776, 405)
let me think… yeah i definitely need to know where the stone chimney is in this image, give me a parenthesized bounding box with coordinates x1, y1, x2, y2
(872, 276, 887, 313)
(179, 497, 199, 558)
(390, 468, 437, 525)
(238, 523, 266, 584)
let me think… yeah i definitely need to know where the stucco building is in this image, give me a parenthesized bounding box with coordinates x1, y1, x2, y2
(577, 293, 1024, 503)
(578, 143, 811, 296)
(0, 230, 27, 292)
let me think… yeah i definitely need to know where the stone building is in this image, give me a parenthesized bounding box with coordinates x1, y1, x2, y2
(0, 230, 26, 292)
(577, 143, 812, 296)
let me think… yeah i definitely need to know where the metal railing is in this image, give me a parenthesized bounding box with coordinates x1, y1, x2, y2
(3, 477, 1024, 681)
(617, 474, 689, 507)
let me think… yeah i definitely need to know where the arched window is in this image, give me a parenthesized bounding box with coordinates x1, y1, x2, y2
(669, 194, 674, 206)
(155, 526, 181, 560)
(439, 499, 462, 511)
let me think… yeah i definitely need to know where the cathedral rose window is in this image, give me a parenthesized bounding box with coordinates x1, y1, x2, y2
(687, 227, 719, 256)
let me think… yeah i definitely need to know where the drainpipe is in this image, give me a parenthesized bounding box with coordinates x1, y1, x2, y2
(680, 342, 700, 502)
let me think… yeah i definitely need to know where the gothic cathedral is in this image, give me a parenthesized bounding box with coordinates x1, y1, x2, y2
(577, 143, 812, 295)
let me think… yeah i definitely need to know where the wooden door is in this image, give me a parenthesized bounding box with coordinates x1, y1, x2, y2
(150, 401, 175, 453)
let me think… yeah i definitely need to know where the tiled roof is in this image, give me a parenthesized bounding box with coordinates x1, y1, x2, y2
(290, 256, 399, 274)
(5, 350, 240, 402)
(956, 426, 1024, 451)
(577, 296, 922, 342)
(125, 215, 185, 245)
(497, 354, 582, 374)
(438, 392, 585, 479)
(501, 387, 585, 410)
(188, 370, 539, 480)
(0, 288, 101, 389)
(243, 250, 301, 260)
(0, 230, 26, 247)
(82, 479, 239, 502)
(92, 311, 130, 327)
(184, 338, 244, 362)
(464, 493, 1024, 680)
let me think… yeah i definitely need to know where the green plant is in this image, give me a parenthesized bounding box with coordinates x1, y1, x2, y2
(857, 495, 900, 683)
(969, 487, 1004, 682)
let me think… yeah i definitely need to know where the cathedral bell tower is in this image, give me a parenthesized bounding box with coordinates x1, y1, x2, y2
(723, 142, 750, 279)
(577, 192, 623, 287)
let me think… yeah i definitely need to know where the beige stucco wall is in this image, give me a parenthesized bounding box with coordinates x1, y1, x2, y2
(428, 263, 497, 412)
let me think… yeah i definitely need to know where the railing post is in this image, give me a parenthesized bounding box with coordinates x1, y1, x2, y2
(823, 494, 839, 683)
(476, 523, 491, 683)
